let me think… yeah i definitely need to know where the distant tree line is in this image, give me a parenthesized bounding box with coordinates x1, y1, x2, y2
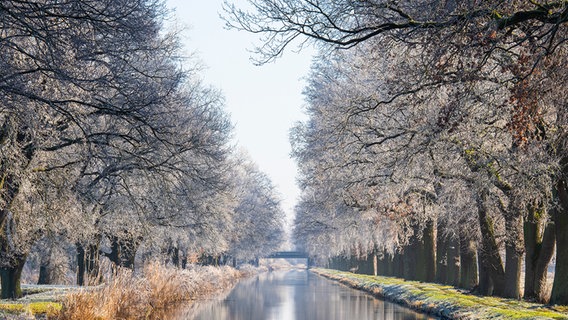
(224, 0, 568, 305)
(0, 0, 285, 299)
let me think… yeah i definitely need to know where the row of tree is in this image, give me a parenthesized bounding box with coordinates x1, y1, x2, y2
(0, 0, 285, 299)
(224, 0, 568, 305)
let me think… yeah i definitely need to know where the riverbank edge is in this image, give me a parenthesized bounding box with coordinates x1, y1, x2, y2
(312, 268, 568, 320)
(0, 263, 267, 319)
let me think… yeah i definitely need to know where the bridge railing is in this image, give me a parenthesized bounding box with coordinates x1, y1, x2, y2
(266, 251, 309, 259)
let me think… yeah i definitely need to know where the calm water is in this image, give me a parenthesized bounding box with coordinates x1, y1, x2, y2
(178, 269, 436, 320)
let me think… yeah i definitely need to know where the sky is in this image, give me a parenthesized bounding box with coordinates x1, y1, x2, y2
(165, 0, 315, 226)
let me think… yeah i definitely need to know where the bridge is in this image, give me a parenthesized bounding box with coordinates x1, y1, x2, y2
(266, 251, 309, 259)
(259, 251, 311, 268)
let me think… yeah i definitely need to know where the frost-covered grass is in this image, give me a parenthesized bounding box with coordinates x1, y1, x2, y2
(313, 268, 568, 320)
(0, 285, 75, 319)
(1, 262, 251, 320)
(21, 284, 83, 302)
(238, 263, 269, 277)
(58, 262, 243, 320)
(0, 301, 61, 319)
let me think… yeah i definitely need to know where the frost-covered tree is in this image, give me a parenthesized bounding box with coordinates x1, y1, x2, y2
(291, 33, 560, 299)
(0, 0, 185, 298)
(227, 152, 286, 264)
(0, 0, 240, 298)
(232, 0, 568, 303)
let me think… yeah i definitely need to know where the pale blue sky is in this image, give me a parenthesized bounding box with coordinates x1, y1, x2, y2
(166, 0, 314, 224)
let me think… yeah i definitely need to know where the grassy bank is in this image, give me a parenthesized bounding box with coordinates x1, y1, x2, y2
(0, 301, 61, 319)
(1, 263, 255, 320)
(313, 268, 568, 320)
(0, 285, 72, 319)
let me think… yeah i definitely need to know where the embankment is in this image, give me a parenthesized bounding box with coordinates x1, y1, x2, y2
(1, 263, 263, 320)
(313, 268, 568, 320)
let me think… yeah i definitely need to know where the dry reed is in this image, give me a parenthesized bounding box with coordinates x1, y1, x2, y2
(58, 262, 242, 320)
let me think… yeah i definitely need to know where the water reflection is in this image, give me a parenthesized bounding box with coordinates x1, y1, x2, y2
(181, 270, 436, 320)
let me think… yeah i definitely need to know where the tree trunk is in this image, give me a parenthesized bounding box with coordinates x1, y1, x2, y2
(0, 208, 29, 299)
(107, 234, 141, 270)
(504, 242, 523, 299)
(435, 221, 449, 284)
(86, 243, 101, 284)
(503, 203, 524, 299)
(478, 262, 490, 295)
(403, 244, 417, 280)
(551, 207, 568, 305)
(76, 243, 86, 286)
(533, 223, 555, 302)
(393, 250, 404, 278)
(38, 264, 51, 285)
(377, 252, 386, 276)
(476, 189, 505, 296)
(403, 222, 422, 281)
(358, 255, 374, 275)
(524, 207, 538, 299)
(76, 241, 103, 286)
(329, 256, 341, 270)
(0, 254, 27, 299)
(37, 237, 67, 285)
(524, 204, 556, 302)
(377, 250, 391, 276)
(382, 251, 393, 276)
(422, 219, 436, 283)
(337, 256, 346, 270)
(169, 245, 180, 267)
(373, 252, 378, 276)
(447, 235, 460, 286)
(181, 254, 188, 269)
(340, 254, 346, 271)
(551, 178, 568, 305)
(38, 242, 53, 285)
(107, 237, 120, 268)
(0, 134, 35, 298)
(458, 231, 478, 290)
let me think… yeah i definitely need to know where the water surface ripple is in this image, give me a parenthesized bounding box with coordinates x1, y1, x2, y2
(179, 269, 437, 320)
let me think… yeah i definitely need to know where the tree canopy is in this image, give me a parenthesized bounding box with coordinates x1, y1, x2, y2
(224, 0, 568, 304)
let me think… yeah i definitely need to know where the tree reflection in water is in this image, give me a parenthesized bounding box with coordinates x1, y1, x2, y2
(175, 270, 436, 320)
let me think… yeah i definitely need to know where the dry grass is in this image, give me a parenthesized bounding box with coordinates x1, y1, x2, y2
(58, 262, 242, 320)
(237, 264, 268, 278)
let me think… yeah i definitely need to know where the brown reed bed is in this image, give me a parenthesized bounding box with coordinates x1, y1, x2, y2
(57, 262, 242, 320)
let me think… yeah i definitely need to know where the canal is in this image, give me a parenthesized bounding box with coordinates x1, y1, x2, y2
(178, 269, 437, 320)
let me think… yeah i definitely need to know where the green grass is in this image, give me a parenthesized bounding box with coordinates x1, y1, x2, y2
(314, 268, 568, 320)
(0, 301, 62, 317)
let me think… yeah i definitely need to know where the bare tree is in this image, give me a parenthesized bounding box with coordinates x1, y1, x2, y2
(231, 0, 568, 303)
(227, 152, 286, 264)
(0, 0, 236, 298)
(291, 28, 562, 299)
